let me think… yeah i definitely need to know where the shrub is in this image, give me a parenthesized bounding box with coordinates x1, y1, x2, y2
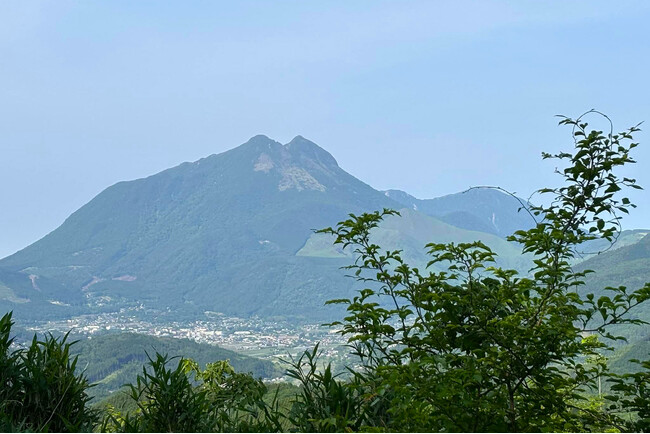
(0, 312, 98, 432)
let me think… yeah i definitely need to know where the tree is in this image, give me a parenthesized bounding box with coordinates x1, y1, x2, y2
(314, 112, 650, 431)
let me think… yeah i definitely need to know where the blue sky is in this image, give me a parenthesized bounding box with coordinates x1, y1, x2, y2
(1, 1, 649, 258)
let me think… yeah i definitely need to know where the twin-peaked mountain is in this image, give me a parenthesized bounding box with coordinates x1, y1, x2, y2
(0, 135, 536, 322)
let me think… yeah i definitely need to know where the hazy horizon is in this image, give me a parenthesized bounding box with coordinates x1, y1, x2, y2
(2, 1, 650, 259)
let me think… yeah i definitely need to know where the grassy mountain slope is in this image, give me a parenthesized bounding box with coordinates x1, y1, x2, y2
(579, 234, 650, 300)
(299, 208, 530, 272)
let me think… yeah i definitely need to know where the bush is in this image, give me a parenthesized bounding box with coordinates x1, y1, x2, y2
(0, 312, 98, 432)
(102, 353, 284, 432)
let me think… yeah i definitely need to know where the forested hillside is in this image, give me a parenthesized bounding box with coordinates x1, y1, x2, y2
(73, 333, 280, 400)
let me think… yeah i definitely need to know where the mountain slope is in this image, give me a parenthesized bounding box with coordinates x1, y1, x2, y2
(0, 135, 535, 322)
(577, 234, 650, 344)
(299, 208, 531, 272)
(573, 229, 650, 264)
(384, 188, 534, 237)
(579, 233, 650, 296)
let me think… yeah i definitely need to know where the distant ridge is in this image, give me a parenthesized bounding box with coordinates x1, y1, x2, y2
(384, 188, 534, 238)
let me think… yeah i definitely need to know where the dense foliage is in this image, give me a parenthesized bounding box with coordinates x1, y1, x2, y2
(99, 354, 282, 432)
(312, 114, 650, 431)
(0, 312, 98, 432)
(2, 113, 650, 432)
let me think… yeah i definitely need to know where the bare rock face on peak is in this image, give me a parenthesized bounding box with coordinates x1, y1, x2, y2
(249, 135, 344, 193)
(0, 135, 538, 323)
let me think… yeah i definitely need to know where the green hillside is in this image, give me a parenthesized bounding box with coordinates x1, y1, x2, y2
(0, 267, 91, 322)
(609, 339, 650, 375)
(72, 332, 280, 400)
(577, 234, 650, 344)
(299, 207, 531, 272)
(578, 233, 650, 301)
(573, 229, 650, 264)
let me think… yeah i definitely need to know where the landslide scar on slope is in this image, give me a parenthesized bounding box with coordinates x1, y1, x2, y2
(253, 153, 275, 173)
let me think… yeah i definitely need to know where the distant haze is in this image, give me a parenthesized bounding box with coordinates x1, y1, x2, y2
(1, 1, 649, 259)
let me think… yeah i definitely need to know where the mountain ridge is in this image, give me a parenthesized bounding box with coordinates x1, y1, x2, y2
(384, 187, 534, 238)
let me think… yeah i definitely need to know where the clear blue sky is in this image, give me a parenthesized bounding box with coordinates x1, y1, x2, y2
(1, 1, 649, 259)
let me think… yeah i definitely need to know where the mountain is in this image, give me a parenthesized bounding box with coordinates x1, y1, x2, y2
(0, 135, 535, 323)
(384, 188, 534, 238)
